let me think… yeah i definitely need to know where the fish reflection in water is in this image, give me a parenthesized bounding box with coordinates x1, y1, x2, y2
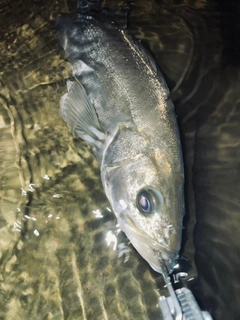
(56, 0, 185, 275)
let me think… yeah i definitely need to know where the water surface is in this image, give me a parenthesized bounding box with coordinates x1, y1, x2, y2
(0, 0, 240, 319)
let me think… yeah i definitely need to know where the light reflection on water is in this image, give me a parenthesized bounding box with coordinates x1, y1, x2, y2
(0, 0, 240, 319)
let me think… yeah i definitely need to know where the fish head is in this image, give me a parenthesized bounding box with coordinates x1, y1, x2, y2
(102, 148, 184, 274)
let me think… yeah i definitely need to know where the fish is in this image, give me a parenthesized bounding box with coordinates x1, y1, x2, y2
(56, 0, 185, 274)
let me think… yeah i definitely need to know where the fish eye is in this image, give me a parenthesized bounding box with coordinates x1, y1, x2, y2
(137, 190, 153, 214)
(136, 188, 162, 215)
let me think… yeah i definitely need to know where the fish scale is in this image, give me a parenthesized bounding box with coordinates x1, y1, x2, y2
(57, 1, 184, 275)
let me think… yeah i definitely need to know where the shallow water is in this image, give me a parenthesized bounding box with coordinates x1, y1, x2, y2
(0, 0, 240, 319)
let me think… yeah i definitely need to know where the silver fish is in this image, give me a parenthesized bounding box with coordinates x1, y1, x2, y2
(56, 1, 185, 273)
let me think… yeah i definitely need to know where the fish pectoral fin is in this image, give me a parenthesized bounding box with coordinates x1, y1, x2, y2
(60, 80, 106, 148)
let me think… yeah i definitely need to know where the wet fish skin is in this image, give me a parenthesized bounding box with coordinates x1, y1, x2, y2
(56, 6, 185, 273)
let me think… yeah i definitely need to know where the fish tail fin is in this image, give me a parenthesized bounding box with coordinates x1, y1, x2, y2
(60, 80, 106, 148)
(77, 0, 90, 14)
(77, 0, 102, 14)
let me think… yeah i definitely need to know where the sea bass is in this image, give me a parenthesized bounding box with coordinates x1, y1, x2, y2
(56, 1, 185, 273)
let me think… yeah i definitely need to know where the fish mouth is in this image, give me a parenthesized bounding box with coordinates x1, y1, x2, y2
(118, 212, 178, 274)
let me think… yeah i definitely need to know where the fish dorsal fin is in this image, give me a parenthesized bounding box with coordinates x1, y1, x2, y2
(60, 80, 106, 148)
